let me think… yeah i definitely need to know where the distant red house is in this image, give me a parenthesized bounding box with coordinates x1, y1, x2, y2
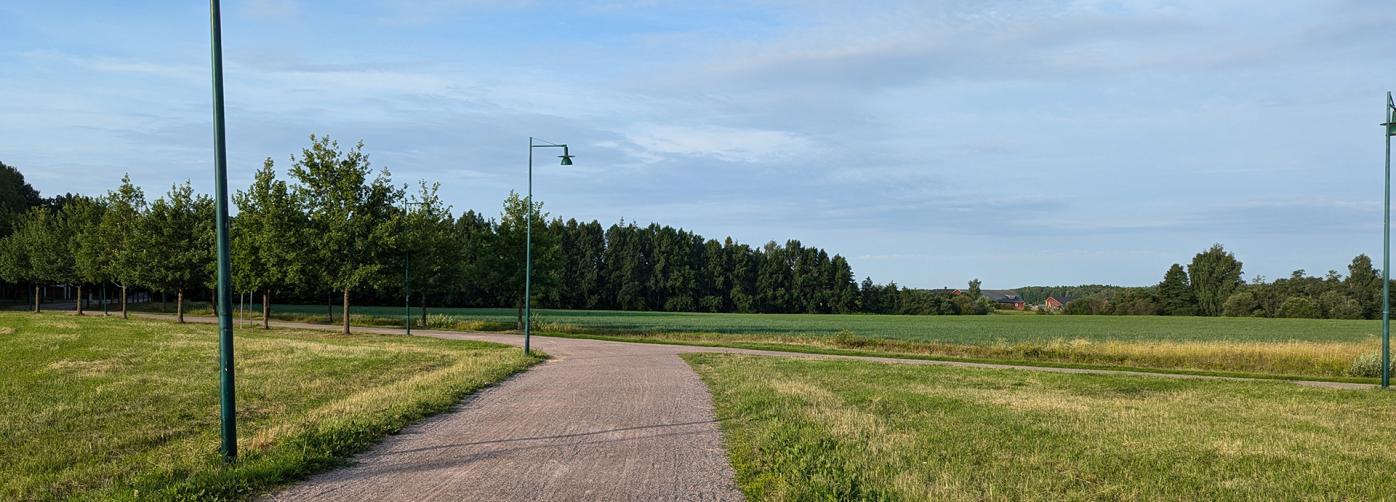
(1044, 295, 1074, 311)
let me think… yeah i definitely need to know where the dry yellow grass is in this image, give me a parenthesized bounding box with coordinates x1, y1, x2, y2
(615, 331, 1374, 377)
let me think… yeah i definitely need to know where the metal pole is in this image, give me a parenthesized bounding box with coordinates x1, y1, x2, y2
(209, 0, 238, 459)
(405, 246, 412, 335)
(1384, 91, 1392, 389)
(524, 138, 533, 354)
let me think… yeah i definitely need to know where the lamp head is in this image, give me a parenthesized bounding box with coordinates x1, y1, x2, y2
(559, 145, 574, 166)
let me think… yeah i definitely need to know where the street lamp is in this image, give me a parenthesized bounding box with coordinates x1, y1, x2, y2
(1382, 92, 1395, 388)
(208, 0, 237, 460)
(403, 199, 423, 335)
(524, 137, 574, 354)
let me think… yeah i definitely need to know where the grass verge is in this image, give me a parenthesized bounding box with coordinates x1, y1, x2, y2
(0, 312, 541, 501)
(685, 353, 1396, 500)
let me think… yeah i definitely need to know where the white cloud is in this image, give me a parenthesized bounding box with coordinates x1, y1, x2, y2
(622, 124, 817, 163)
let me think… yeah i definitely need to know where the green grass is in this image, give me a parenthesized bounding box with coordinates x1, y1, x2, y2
(686, 353, 1396, 500)
(124, 303, 1390, 378)
(0, 312, 541, 501)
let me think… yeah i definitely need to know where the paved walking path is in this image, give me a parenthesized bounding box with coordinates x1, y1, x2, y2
(264, 329, 742, 501)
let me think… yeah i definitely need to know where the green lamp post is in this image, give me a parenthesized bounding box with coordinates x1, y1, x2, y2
(208, 0, 237, 459)
(1383, 92, 1395, 389)
(403, 200, 422, 335)
(524, 138, 573, 354)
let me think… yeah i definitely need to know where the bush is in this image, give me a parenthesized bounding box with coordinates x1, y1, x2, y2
(1222, 291, 1259, 317)
(424, 313, 457, 329)
(1349, 351, 1396, 377)
(1318, 291, 1364, 320)
(1278, 296, 1320, 319)
(1063, 297, 1109, 315)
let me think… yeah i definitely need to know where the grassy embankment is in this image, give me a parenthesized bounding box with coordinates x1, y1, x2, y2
(124, 303, 1387, 379)
(687, 353, 1396, 500)
(0, 312, 540, 501)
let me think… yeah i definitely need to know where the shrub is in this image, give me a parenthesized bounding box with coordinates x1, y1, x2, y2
(1222, 291, 1259, 317)
(1318, 291, 1364, 320)
(1278, 296, 1320, 319)
(424, 313, 457, 329)
(831, 329, 868, 348)
(1348, 351, 1396, 377)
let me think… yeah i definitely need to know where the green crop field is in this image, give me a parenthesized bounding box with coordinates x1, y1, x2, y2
(188, 304, 1384, 379)
(216, 304, 1381, 344)
(0, 312, 539, 501)
(120, 302, 1390, 378)
(687, 353, 1396, 500)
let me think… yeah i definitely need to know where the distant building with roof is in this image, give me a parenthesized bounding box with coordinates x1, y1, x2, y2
(925, 287, 1025, 310)
(1044, 295, 1074, 312)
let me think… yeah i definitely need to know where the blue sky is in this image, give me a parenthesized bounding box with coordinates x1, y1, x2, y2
(2, 0, 1394, 288)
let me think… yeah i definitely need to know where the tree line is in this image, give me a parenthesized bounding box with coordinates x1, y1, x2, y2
(3, 136, 959, 331)
(1042, 244, 1390, 319)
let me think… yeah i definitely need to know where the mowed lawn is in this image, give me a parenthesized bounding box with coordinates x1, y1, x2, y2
(0, 312, 539, 501)
(686, 353, 1396, 500)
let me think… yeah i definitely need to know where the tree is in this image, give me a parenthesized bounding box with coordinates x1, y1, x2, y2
(24, 207, 74, 312)
(1157, 264, 1198, 316)
(1111, 287, 1161, 315)
(0, 218, 35, 311)
(1278, 296, 1321, 319)
(1222, 291, 1259, 317)
(1188, 244, 1243, 316)
(64, 196, 107, 315)
(288, 135, 401, 334)
(140, 182, 214, 323)
(485, 191, 559, 326)
(232, 160, 305, 329)
(967, 278, 982, 299)
(401, 181, 462, 324)
(829, 255, 859, 313)
(0, 161, 42, 237)
(453, 209, 495, 306)
(1346, 254, 1382, 319)
(99, 175, 147, 319)
(1318, 291, 1364, 320)
(1063, 296, 1109, 315)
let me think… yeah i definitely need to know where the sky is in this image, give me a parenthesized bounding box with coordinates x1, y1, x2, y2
(1, 0, 1394, 289)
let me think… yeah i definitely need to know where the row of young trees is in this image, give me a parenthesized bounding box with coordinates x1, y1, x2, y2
(1055, 244, 1389, 319)
(0, 136, 922, 331)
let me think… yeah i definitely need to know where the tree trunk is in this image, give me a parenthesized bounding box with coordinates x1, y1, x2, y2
(76, 285, 83, 315)
(262, 292, 271, 330)
(327, 294, 333, 323)
(210, 288, 218, 317)
(176, 289, 185, 324)
(102, 284, 108, 316)
(342, 287, 351, 335)
(34, 285, 40, 313)
(121, 285, 128, 319)
(161, 291, 166, 313)
(420, 293, 428, 326)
